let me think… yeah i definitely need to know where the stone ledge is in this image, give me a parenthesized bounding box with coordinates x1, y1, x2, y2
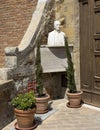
(41, 44, 73, 48)
(0, 79, 13, 86)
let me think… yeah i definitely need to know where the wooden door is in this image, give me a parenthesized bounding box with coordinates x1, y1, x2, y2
(79, 0, 100, 107)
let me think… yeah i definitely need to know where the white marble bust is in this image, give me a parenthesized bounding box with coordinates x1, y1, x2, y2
(47, 21, 65, 46)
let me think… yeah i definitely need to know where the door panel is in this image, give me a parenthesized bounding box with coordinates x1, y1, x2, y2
(80, 0, 100, 107)
(80, 0, 91, 91)
(95, 0, 100, 6)
(93, 0, 100, 107)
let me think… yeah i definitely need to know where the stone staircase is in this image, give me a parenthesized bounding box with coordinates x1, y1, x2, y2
(0, 0, 55, 129)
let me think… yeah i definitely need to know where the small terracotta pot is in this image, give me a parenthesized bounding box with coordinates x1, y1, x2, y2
(14, 108, 36, 128)
(36, 94, 50, 114)
(66, 91, 83, 108)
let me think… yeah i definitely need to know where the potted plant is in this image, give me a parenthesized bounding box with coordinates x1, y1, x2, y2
(35, 40, 50, 114)
(11, 91, 37, 129)
(64, 37, 83, 108)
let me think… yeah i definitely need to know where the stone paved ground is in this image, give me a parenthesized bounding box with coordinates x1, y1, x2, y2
(2, 99, 100, 130)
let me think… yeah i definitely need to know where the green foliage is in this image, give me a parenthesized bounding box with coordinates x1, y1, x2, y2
(64, 37, 77, 93)
(11, 91, 36, 110)
(35, 41, 44, 96)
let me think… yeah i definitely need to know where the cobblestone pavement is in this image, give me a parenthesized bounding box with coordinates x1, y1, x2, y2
(2, 99, 100, 130)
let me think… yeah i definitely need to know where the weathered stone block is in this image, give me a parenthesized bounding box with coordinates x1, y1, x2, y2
(0, 68, 13, 80)
(5, 47, 18, 56)
(5, 56, 17, 68)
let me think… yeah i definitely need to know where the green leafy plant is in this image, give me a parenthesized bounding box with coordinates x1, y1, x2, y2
(64, 37, 77, 93)
(11, 91, 36, 110)
(35, 41, 44, 97)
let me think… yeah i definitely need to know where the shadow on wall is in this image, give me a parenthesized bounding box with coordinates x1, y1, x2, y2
(43, 73, 67, 99)
(48, 47, 66, 59)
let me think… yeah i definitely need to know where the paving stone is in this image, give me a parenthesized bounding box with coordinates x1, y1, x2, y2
(2, 99, 100, 130)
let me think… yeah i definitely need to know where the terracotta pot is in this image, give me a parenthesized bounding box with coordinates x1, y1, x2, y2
(14, 108, 36, 128)
(67, 91, 83, 108)
(36, 94, 50, 114)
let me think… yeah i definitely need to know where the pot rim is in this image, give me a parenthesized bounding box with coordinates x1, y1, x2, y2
(67, 90, 83, 96)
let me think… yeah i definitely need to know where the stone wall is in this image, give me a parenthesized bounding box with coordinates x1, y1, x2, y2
(0, 0, 38, 67)
(0, 80, 16, 129)
(55, 0, 80, 89)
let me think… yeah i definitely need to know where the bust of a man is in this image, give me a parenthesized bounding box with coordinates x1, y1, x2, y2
(47, 21, 65, 46)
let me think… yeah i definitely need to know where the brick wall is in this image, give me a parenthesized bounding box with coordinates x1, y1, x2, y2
(0, 0, 38, 67)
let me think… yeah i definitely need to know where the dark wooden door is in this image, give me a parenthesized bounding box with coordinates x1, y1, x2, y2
(79, 0, 100, 107)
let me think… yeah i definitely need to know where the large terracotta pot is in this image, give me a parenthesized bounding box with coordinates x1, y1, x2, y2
(67, 91, 83, 108)
(36, 94, 50, 114)
(14, 108, 36, 128)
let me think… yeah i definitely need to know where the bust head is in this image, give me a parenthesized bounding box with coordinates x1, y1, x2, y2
(54, 21, 61, 31)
